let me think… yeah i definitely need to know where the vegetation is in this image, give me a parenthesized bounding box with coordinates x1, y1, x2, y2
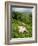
(11, 12, 32, 38)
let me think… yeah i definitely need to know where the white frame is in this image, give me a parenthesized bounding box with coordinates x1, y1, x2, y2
(5, 1, 37, 44)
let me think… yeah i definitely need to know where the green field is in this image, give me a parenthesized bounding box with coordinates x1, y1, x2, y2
(11, 12, 32, 38)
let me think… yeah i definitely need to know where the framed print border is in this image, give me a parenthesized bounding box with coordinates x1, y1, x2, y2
(5, 1, 37, 45)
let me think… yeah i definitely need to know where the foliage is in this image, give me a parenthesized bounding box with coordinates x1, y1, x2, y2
(11, 12, 32, 38)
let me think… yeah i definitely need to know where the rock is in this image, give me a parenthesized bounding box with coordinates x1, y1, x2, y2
(18, 26, 28, 33)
